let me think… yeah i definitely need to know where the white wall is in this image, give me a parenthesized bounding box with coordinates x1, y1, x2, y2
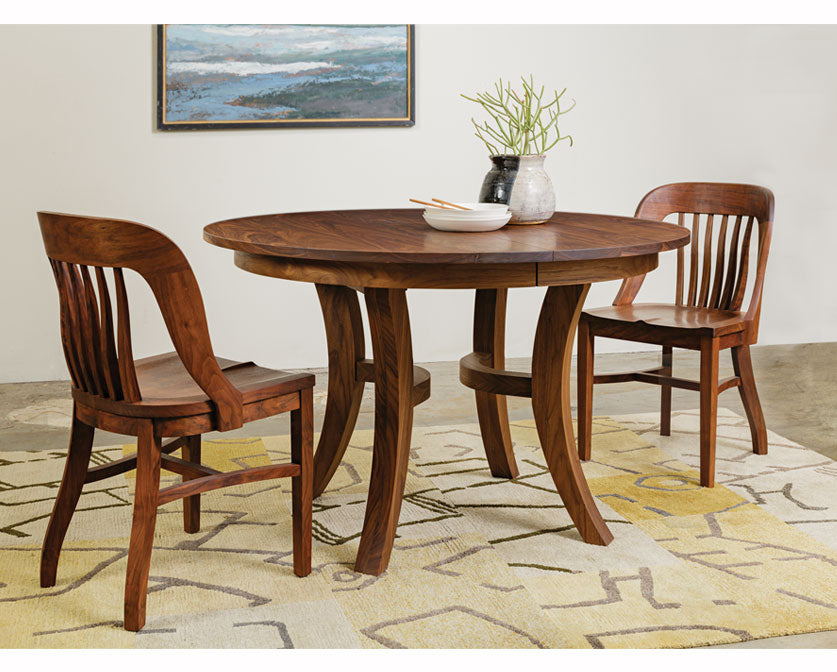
(2, 24, 836, 383)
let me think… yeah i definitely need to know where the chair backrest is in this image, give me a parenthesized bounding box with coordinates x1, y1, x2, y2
(38, 212, 243, 430)
(614, 183, 774, 339)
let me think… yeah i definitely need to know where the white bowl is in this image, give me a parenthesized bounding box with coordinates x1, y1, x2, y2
(423, 202, 509, 219)
(423, 212, 510, 224)
(422, 210, 512, 232)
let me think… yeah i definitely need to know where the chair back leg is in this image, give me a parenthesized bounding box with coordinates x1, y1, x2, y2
(41, 408, 95, 587)
(731, 345, 768, 455)
(124, 421, 162, 632)
(576, 319, 594, 461)
(181, 435, 202, 533)
(699, 338, 720, 487)
(660, 346, 673, 436)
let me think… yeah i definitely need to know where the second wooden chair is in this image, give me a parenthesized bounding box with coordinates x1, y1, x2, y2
(38, 212, 314, 631)
(577, 183, 774, 487)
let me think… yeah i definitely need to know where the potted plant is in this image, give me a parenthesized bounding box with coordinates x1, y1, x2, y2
(462, 75, 574, 224)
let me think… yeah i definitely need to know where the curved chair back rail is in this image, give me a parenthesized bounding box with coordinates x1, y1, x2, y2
(38, 212, 243, 430)
(613, 183, 774, 342)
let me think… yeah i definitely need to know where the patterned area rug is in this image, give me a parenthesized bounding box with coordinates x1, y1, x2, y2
(2, 408, 837, 648)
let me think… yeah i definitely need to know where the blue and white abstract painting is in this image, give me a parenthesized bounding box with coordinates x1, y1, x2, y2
(158, 24, 413, 128)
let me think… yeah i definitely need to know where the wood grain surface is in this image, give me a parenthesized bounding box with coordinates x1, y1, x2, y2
(205, 209, 689, 264)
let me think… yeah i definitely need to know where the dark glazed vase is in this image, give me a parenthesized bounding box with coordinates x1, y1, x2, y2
(478, 154, 556, 225)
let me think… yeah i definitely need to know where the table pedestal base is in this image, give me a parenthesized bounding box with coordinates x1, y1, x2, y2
(460, 285, 614, 546)
(315, 282, 613, 577)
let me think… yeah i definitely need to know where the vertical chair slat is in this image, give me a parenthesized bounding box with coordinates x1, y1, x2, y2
(687, 213, 700, 306)
(95, 266, 123, 400)
(50, 260, 82, 389)
(720, 215, 743, 309)
(709, 215, 728, 309)
(675, 213, 685, 305)
(729, 216, 755, 311)
(68, 264, 98, 394)
(61, 263, 98, 394)
(113, 268, 141, 401)
(78, 265, 108, 397)
(697, 214, 714, 307)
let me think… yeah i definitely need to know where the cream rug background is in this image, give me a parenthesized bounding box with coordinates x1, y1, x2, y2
(1, 408, 836, 648)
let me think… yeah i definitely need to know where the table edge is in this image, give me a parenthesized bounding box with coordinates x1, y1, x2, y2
(229, 250, 661, 289)
(203, 225, 689, 265)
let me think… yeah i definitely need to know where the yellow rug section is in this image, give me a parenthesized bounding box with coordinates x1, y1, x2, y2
(2, 408, 837, 648)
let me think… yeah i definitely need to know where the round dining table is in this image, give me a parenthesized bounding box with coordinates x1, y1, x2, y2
(204, 209, 690, 576)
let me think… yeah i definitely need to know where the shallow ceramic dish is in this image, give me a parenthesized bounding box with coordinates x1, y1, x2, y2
(423, 202, 509, 218)
(421, 202, 511, 232)
(422, 211, 512, 232)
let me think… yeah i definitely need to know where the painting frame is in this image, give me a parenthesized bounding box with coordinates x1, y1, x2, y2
(156, 24, 415, 131)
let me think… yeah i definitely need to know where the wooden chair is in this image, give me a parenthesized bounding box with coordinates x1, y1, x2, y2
(37, 212, 314, 631)
(577, 183, 774, 487)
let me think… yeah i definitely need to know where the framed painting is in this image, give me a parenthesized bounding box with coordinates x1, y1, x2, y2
(156, 24, 415, 130)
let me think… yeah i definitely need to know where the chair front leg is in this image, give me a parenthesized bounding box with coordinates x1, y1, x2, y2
(291, 388, 313, 578)
(41, 407, 94, 587)
(181, 435, 201, 533)
(699, 338, 719, 487)
(576, 319, 594, 461)
(660, 346, 673, 436)
(124, 421, 162, 632)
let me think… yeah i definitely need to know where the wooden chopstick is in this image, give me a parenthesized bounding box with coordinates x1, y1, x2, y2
(432, 198, 471, 211)
(410, 198, 454, 209)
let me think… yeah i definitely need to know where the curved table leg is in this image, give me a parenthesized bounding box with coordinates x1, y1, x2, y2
(354, 287, 414, 575)
(531, 284, 613, 546)
(313, 284, 366, 498)
(473, 289, 518, 478)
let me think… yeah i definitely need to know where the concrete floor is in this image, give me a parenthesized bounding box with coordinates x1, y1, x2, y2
(2, 341, 836, 647)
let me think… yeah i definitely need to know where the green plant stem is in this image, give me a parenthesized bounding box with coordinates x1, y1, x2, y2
(462, 76, 575, 156)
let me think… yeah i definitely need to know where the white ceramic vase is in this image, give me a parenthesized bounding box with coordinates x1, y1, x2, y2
(478, 154, 556, 225)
